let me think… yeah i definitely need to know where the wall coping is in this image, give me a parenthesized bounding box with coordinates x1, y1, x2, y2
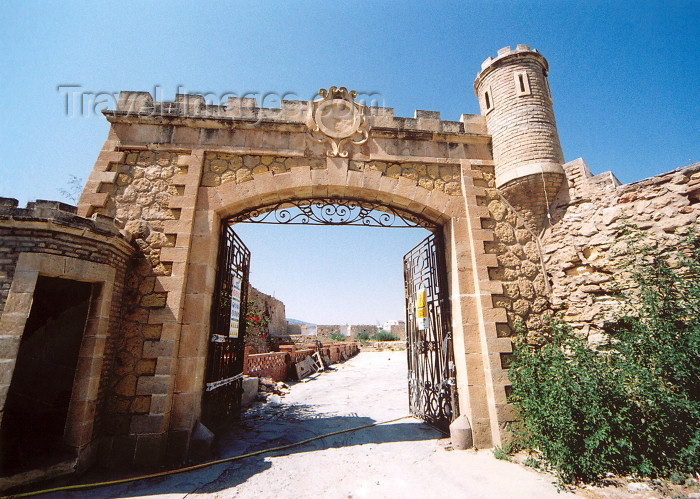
(0, 198, 134, 252)
(105, 91, 488, 135)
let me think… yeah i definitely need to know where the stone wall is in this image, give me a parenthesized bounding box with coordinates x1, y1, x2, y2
(314, 324, 381, 340)
(247, 284, 286, 336)
(77, 141, 208, 467)
(542, 160, 700, 341)
(316, 325, 347, 339)
(475, 165, 554, 346)
(285, 323, 317, 336)
(389, 323, 406, 340)
(350, 324, 379, 337)
(84, 149, 185, 450)
(271, 334, 318, 350)
(243, 284, 285, 353)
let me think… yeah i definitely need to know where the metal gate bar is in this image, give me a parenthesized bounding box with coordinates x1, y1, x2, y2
(403, 231, 458, 432)
(202, 222, 250, 429)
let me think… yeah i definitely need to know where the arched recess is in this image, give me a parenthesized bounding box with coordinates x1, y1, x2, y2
(169, 159, 472, 454)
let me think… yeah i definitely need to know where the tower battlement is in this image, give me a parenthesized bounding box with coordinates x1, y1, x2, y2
(477, 44, 546, 73)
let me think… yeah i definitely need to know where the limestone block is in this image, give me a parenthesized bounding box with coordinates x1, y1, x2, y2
(601, 206, 622, 225)
(136, 375, 173, 396)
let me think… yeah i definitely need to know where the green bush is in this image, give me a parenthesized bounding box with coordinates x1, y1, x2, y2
(509, 229, 700, 484)
(373, 330, 400, 341)
(329, 332, 346, 341)
(355, 331, 371, 341)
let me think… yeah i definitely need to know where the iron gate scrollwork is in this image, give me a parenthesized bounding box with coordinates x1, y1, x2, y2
(403, 231, 458, 433)
(202, 222, 250, 429)
(227, 197, 431, 228)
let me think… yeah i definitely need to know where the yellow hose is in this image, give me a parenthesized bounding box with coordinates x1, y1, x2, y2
(6, 415, 412, 498)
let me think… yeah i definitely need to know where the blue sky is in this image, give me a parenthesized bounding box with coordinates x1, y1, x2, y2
(1, 1, 698, 324)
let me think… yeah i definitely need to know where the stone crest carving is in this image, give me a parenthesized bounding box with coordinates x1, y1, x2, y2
(307, 86, 369, 157)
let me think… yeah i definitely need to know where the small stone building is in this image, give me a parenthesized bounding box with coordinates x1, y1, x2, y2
(0, 44, 697, 485)
(0, 200, 133, 484)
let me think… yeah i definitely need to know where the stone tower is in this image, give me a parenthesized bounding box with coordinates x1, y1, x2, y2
(474, 44, 566, 230)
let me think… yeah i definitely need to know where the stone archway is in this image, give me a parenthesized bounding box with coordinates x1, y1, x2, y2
(208, 194, 456, 432)
(172, 155, 493, 456)
(76, 88, 550, 465)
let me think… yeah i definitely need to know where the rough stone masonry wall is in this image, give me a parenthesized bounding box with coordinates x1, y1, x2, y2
(244, 284, 286, 353)
(475, 165, 553, 349)
(93, 150, 182, 442)
(350, 324, 379, 337)
(389, 323, 407, 340)
(78, 144, 202, 467)
(202, 152, 463, 198)
(542, 160, 700, 340)
(247, 284, 286, 336)
(316, 325, 348, 340)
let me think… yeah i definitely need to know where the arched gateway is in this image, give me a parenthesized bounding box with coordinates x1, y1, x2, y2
(211, 196, 456, 434)
(0, 46, 557, 468)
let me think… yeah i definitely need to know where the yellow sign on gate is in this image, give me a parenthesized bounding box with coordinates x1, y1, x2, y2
(416, 288, 426, 308)
(416, 288, 428, 330)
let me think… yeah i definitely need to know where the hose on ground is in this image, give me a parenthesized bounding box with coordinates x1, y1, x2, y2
(7, 415, 413, 498)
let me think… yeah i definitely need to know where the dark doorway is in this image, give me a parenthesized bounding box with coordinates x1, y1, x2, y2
(0, 276, 93, 474)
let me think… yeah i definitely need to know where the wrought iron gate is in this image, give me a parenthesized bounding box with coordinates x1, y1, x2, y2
(202, 222, 250, 429)
(403, 231, 458, 433)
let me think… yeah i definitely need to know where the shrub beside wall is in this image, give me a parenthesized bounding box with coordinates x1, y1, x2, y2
(509, 230, 700, 483)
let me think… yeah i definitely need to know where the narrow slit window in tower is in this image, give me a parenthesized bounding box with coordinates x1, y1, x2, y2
(484, 88, 493, 113)
(514, 71, 531, 96)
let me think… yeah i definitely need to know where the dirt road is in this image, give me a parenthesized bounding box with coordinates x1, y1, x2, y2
(52, 351, 578, 498)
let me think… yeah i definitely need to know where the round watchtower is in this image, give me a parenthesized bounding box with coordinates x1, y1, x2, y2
(474, 45, 566, 230)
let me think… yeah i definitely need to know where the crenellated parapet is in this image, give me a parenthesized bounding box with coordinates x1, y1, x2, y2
(110, 90, 487, 136)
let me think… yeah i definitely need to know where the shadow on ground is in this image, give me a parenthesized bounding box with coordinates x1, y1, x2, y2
(46, 404, 440, 498)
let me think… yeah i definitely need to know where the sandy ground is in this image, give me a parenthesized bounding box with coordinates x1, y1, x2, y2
(49, 351, 579, 498)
